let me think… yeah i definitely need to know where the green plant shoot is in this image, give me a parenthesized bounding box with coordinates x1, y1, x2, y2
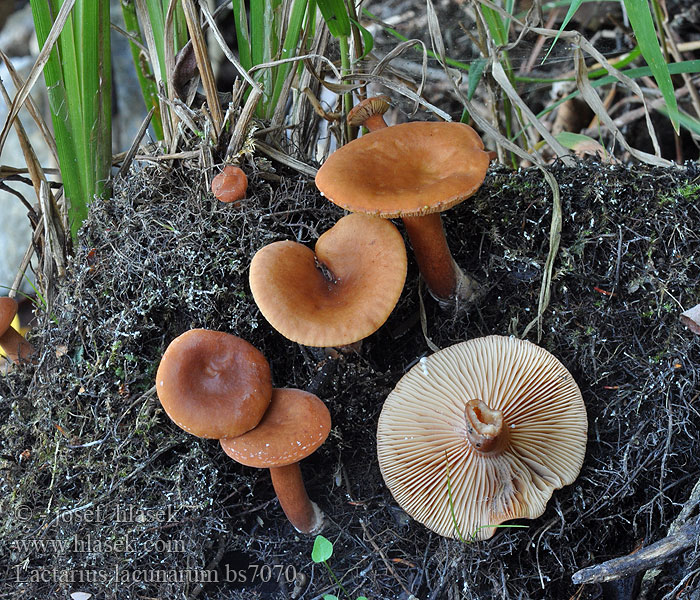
(312, 535, 367, 600)
(30, 0, 112, 242)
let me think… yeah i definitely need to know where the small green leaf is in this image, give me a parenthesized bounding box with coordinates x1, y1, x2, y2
(349, 17, 374, 61)
(542, 0, 584, 63)
(623, 0, 679, 133)
(323, 595, 339, 600)
(467, 57, 487, 101)
(311, 535, 334, 563)
(356, 597, 369, 600)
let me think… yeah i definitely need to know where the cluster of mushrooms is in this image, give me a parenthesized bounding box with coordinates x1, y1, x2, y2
(157, 97, 589, 540)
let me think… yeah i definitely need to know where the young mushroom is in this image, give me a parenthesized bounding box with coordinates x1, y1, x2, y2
(377, 335, 587, 540)
(249, 213, 407, 347)
(346, 95, 391, 132)
(0, 297, 34, 364)
(316, 118, 490, 306)
(156, 329, 272, 439)
(211, 165, 248, 205)
(220, 388, 331, 534)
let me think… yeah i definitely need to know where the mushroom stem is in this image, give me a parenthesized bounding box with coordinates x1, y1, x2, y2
(268, 463, 325, 534)
(0, 326, 34, 364)
(464, 399, 506, 454)
(363, 114, 388, 132)
(402, 214, 480, 304)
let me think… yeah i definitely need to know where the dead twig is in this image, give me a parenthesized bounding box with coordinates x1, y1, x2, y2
(571, 517, 700, 585)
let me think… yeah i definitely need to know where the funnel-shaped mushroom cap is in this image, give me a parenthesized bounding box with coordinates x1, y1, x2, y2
(220, 388, 331, 468)
(0, 297, 18, 334)
(315, 121, 490, 218)
(377, 335, 587, 540)
(249, 213, 407, 347)
(156, 329, 272, 439)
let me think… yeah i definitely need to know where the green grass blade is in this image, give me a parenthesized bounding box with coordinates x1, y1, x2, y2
(480, 4, 508, 46)
(30, 0, 79, 194)
(542, 0, 584, 63)
(30, 0, 112, 240)
(623, 0, 679, 133)
(444, 451, 467, 542)
(165, 0, 188, 50)
(231, 0, 253, 72)
(144, 0, 167, 81)
(268, 0, 308, 111)
(349, 16, 374, 61)
(120, 0, 164, 138)
(317, 0, 351, 38)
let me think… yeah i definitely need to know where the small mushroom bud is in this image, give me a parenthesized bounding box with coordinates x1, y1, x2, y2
(212, 165, 248, 205)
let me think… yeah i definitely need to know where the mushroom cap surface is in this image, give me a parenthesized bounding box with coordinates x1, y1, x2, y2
(156, 329, 272, 439)
(249, 213, 407, 347)
(211, 165, 248, 203)
(0, 297, 18, 335)
(377, 335, 587, 540)
(315, 121, 490, 218)
(220, 388, 331, 468)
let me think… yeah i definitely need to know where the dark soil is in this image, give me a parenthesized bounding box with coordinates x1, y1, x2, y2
(1, 153, 699, 600)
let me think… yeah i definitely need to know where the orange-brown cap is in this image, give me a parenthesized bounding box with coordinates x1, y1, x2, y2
(156, 329, 272, 439)
(212, 165, 248, 204)
(377, 335, 587, 540)
(249, 213, 407, 347)
(220, 388, 331, 468)
(315, 121, 490, 218)
(0, 297, 18, 335)
(347, 95, 391, 130)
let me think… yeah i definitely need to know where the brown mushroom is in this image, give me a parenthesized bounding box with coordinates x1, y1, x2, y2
(211, 165, 248, 204)
(347, 95, 391, 132)
(156, 329, 272, 439)
(248, 212, 407, 347)
(0, 297, 34, 363)
(377, 335, 587, 540)
(220, 388, 331, 534)
(315, 120, 490, 305)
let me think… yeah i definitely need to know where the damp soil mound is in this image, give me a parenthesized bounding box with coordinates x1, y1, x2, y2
(1, 157, 699, 600)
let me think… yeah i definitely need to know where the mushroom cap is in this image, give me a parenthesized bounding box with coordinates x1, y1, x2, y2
(0, 297, 18, 335)
(315, 121, 490, 218)
(346, 95, 391, 127)
(211, 165, 248, 204)
(249, 213, 407, 347)
(377, 335, 587, 540)
(220, 388, 331, 468)
(156, 329, 272, 439)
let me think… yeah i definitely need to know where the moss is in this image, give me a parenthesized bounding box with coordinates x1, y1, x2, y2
(1, 158, 699, 599)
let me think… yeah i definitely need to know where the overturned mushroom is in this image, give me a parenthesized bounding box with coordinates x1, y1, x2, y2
(315, 119, 490, 305)
(377, 335, 587, 540)
(220, 388, 331, 534)
(680, 303, 700, 334)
